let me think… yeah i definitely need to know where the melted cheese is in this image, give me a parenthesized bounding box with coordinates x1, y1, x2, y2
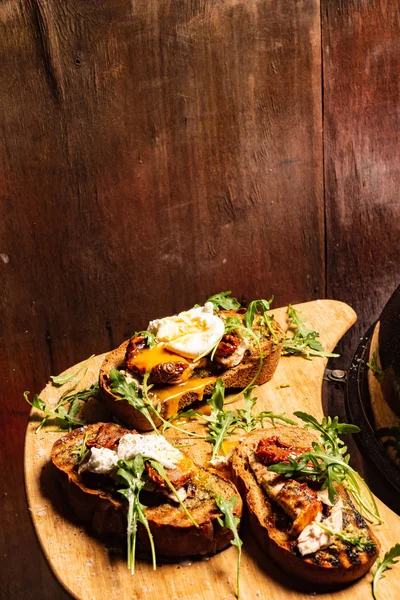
(154, 376, 216, 418)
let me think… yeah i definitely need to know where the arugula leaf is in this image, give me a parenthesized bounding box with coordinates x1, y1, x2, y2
(207, 291, 241, 311)
(110, 369, 160, 434)
(372, 543, 400, 600)
(50, 355, 95, 387)
(145, 459, 198, 527)
(206, 380, 236, 460)
(133, 331, 156, 348)
(367, 347, 384, 384)
(283, 305, 339, 359)
(117, 454, 198, 574)
(234, 388, 296, 432)
(24, 390, 87, 432)
(316, 522, 377, 550)
(71, 429, 91, 462)
(110, 369, 204, 439)
(117, 455, 156, 574)
(244, 298, 278, 344)
(268, 412, 382, 523)
(216, 495, 242, 599)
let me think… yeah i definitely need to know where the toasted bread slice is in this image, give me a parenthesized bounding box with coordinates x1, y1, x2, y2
(51, 423, 242, 557)
(99, 309, 283, 430)
(231, 427, 380, 587)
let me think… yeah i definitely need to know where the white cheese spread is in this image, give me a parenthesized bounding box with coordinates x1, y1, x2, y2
(81, 446, 118, 475)
(297, 499, 343, 556)
(117, 434, 183, 469)
(147, 303, 224, 360)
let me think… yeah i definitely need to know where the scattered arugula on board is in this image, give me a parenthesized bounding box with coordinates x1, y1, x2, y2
(109, 369, 204, 439)
(216, 495, 242, 600)
(170, 379, 295, 461)
(268, 412, 383, 524)
(49, 355, 95, 386)
(367, 347, 384, 383)
(24, 354, 100, 432)
(283, 304, 339, 359)
(372, 543, 400, 600)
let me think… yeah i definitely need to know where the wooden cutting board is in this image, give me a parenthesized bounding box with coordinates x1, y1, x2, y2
(24, 300, 400, 600)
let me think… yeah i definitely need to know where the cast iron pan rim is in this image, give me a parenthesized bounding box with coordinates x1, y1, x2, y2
(346, 322, 400, 494)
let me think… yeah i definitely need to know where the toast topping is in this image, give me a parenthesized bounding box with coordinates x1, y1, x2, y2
(126, 339, 191, 384)
(118, 433, 183, 469)
(147, 303, 225, 360)
(297, 499, 343, 556)
(255, 436, 312, 465)
(80, 446, 118, 474)
(249, 437, 322, 535)
(215, 334, 248, 368)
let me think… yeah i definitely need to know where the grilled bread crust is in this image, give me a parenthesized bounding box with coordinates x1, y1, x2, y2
(99, 310, 283, 430)
(51, 423, 242, 557)
(231, 427, 380, 587)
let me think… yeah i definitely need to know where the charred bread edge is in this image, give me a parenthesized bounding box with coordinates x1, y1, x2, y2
(99, 317, 283, 431)
(51, 424, 243, 557)
(231, 427, 380, 588)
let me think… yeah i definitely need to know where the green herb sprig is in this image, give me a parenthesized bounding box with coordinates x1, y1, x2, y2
(316, 522, 377, 551)
(24, 391, 86, 430)
(245, 298, 278, 345)
(24, 382, 100, 433)
(268, 412, 382, 523)
(206, 291, 241, 311)
(71, 429, 91, 462)
(205, 379, 236, 460)
(234, 387, 296, 432)
(116, 454, 198, 574)
(372, 543, 400, 600)
(50, 355, 95, 387)
(117, 455, 156, 574)
(110, 369, 204, 439)
(170, 381, 295, 460)
(216, 495, 242, 599)
(133, 331, 156, 348)
(283, 305, 339, 359)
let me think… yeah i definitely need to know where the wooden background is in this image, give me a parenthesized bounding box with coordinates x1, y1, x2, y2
(0, 1, 399, 597)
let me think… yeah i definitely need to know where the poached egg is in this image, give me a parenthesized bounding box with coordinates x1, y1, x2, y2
(147, 302, 224, 360)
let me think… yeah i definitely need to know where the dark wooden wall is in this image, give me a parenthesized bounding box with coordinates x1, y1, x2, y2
(0, 1, 399, 597)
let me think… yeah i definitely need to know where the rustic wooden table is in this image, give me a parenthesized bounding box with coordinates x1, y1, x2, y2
(1, 1, 399, 598)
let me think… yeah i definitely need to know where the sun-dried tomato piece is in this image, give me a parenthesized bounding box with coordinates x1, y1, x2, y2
(125, 334, 148, 365)
(215, 334, 240, 358)
(256, 436, 312, 465)
(87, 423, 131, 452)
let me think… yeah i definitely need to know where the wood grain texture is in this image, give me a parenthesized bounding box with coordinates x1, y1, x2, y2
(2, 0, 400, 597)
(0, 4, 322, 596)
(322, 0, 400, 367)
(25, 300, 400, 600)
